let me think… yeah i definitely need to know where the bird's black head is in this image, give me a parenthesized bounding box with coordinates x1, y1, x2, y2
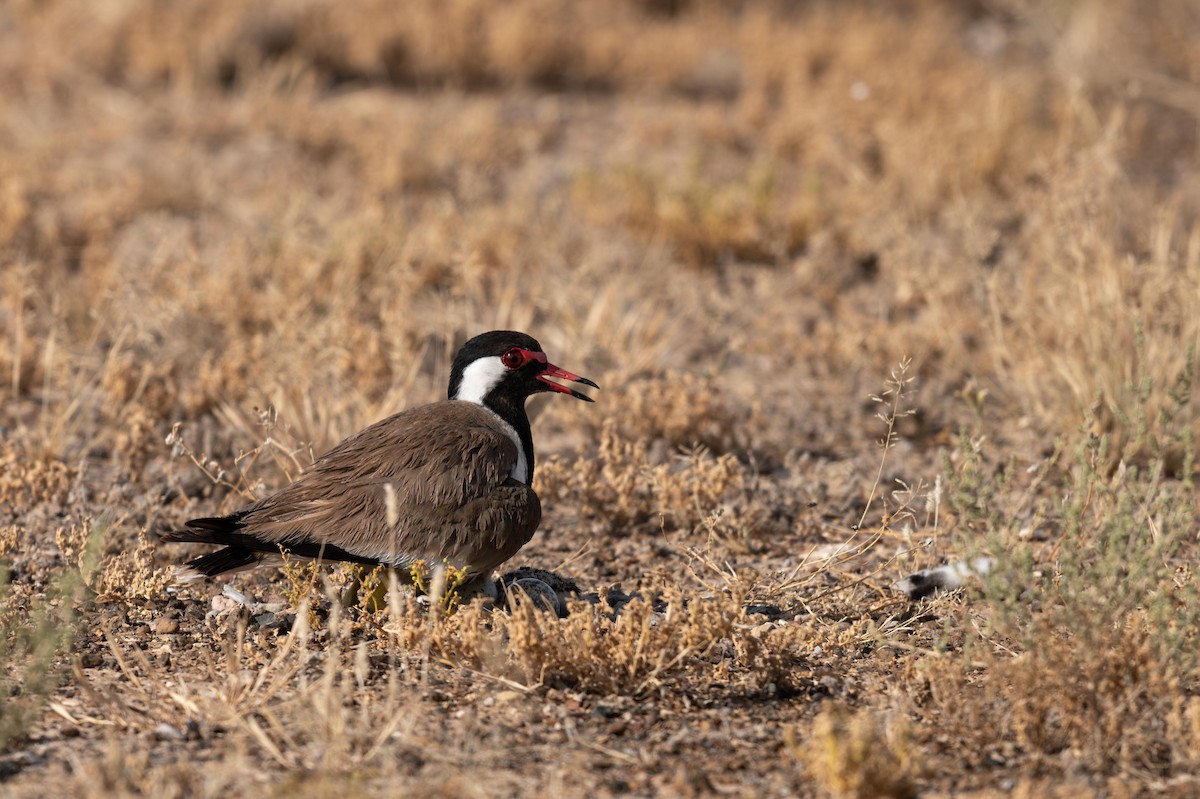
(447, 330, 598, 409)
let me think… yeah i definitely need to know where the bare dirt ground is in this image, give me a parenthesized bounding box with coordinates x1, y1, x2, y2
(2, 1, 1199, 796)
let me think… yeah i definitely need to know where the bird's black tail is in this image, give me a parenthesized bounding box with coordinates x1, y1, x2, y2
(160, 513, 260, 578)
(161, 511, 390, 580)
(182, 546, 260, 577)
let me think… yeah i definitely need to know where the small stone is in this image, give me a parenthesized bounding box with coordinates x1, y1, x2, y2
(253, 612, 284, 629)
(154, 722, 184, 740)
(592, 704, 621, 719)
(153, 617, 179, 635)
(605, 719, 629, 736)
(209, 594, 239, 616)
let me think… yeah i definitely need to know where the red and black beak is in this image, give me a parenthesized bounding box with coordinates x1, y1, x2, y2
(536, 363, 599, 402)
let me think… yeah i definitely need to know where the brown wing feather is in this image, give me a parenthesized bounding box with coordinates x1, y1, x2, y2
(232, 401, 540, 573)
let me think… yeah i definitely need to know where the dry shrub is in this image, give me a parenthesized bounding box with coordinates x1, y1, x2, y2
(991, 451, 1197, 772)
(9, 0, 1192, 459)
(111, 404, 159, 479)
(90, 530, 174, 601)
(431, 586, 741, 695)
(164, 403, 326, 507)
(8, 0, 770, 96)
(0, 264, 42, 397)
(67, 738, 211, 799)
(52, 522, 91, 564)
(898, 651, 1010, 769)
(0, 446, 74, 513)
(917, 422, 1200, 776)
(99, 349, 178, 421)
(793, 705, 918, 799)
(55, 520, 172, 601)
(537, 418, 744, 535)
(999, 609, 1196, 771)
(0, 525, 17, 557)
(906, 590, 1200, 777)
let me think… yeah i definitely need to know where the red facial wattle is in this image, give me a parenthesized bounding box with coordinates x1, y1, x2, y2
(500, 347, 597, 401)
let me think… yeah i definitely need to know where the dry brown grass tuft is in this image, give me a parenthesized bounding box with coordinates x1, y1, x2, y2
(999, 609, 1195, 771)
(434, 587, 741, 695)
(0, 446, 75, 511)
(794, 705, 918, 799)
(900, 410, 1200, 781)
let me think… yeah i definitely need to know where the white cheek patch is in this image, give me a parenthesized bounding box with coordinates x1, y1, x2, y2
(455, 357, 507, 404)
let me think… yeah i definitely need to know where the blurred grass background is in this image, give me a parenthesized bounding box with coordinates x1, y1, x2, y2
(1, 1, 1199, 796)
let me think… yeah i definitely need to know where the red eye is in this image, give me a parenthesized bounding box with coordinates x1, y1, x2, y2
(501, 349, 524, 369)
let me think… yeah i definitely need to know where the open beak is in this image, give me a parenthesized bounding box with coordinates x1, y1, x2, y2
(537, 363, 599, 402)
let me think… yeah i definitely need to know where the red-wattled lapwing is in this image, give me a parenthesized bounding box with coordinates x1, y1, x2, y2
(161, 331, 597, 598)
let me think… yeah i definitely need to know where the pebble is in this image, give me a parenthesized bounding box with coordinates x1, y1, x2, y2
(209, 594, 240, 616)
(153, 723, 184, 741)
(153, 617, 178, 635)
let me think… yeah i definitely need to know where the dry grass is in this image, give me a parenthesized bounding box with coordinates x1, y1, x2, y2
(2, 0, 1200, 795)
(793, 705, 918, 799)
